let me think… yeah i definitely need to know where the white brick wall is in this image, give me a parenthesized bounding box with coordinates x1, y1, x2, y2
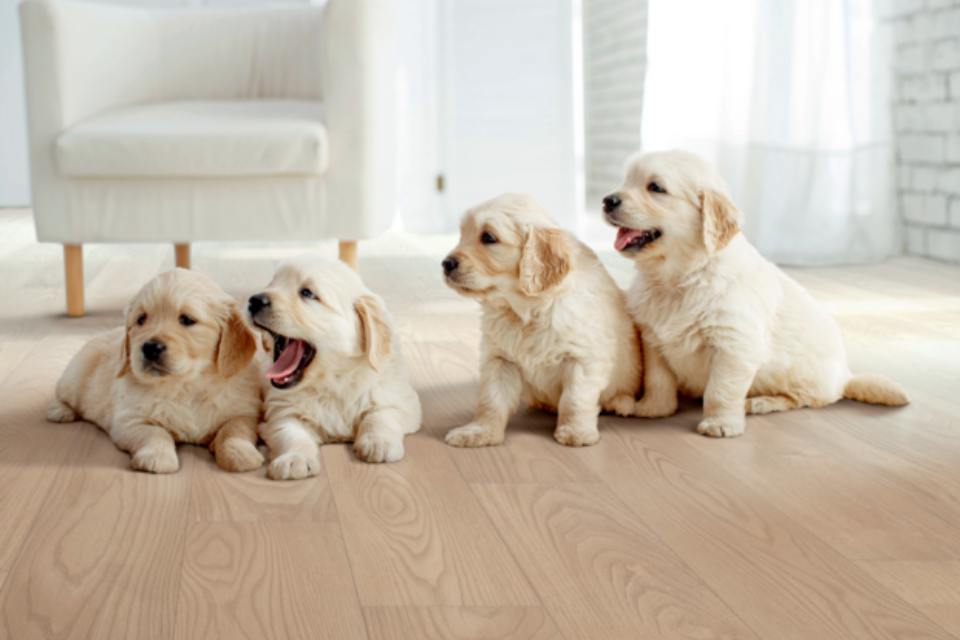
(889, 0, 960, 262)
(581, 0, 647, 204)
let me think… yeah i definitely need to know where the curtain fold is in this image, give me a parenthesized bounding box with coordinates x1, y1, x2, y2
(641, 0, 897, 265)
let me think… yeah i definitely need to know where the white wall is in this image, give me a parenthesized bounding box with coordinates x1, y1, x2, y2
(1, 3, 29, 207)
(887, 0, 960, 262)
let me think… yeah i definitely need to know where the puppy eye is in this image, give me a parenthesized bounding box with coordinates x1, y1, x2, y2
(647, 181, 666, 194)
(480, 231, 498, 245)
(179, 314, 196, 327)
(299, 287, 316, 300)
(136, 313, 147, 326)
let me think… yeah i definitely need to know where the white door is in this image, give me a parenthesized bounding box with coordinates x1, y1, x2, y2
(438, 0, 578, 228)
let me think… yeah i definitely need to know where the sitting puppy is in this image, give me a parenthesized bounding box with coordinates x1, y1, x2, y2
(47, 269, 263, 473)
(441, 193, 676, 448)
(604, 150, 909, 437)
(249, 258, 421, 480)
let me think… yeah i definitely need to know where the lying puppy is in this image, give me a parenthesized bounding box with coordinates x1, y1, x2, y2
(47, 268, 263, 472)
(441, 193, 676, 448)
(604, 150, 909, 437)
(249, 258, 421, 480)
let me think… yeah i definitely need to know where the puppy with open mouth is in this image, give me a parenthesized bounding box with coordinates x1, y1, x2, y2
(604, 150, 909, 437)
(249, 258, 421, 480)
(441, 193, 677, 449)
(47, 269, 264, 473)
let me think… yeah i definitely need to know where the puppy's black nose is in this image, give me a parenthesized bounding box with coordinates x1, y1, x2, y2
(442, 256, 459, 275)
(602, 194, 622, 213)
(248, 293, 270, 316)
(141, 340, 166, 362)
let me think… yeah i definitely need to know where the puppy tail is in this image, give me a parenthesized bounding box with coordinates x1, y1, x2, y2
(842, 374, 909, 407)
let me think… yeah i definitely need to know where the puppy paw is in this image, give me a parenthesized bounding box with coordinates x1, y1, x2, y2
(444, 423, 504, 448)
(215, 438, 265, 473)
(130, 446, 180, 474)
(696, 415, 745, 438)
(267, 452, 319, 481)
(354, 431, 404, 463)
(553, 423, 600, 447)
(604, 394, 636, 417)
(46, 399, 76, 423)
(634, 394, 678, 418)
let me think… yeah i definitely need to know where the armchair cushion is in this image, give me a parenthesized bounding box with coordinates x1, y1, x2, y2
(56, 100, 327, 178)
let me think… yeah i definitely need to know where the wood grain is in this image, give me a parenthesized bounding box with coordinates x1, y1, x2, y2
(184, 447, 338, 524)
(0, 425, 193, 640)
(362, 606, 559, 640)
(858, 561, 960, 636)
(472, 482, 758, 640)
(606, 424, 956, 640)
(175, 522, 367, 640)
(322, 440, 538, 607)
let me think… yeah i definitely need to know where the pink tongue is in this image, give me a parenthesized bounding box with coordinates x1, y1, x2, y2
(615, 227, 644, 251)
(266, 339, 306, 381)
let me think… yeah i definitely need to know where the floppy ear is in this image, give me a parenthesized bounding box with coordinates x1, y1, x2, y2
(116, 324, 131, 378)
(355, 295, 392, 372)
(699, 189, 741, 254)
(215, 304, 258, 378)
(518, 227, 572, 296)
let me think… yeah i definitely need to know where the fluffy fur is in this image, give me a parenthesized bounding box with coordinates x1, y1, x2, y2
(605, 150, 909, 438)
(442, 193, 676, 448)
(47, 268, 264, 472)
(250, 258, 421, 480)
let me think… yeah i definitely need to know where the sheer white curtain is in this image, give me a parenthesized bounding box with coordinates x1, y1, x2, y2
(642, 0, 896, 265)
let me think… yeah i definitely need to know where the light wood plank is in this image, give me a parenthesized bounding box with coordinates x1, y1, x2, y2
(0, 425, 194, 640)
(604, 424, 955, 640)
(184, 447, 338, 523)
(322, 440, 538, 607)
(175, 522, 367, 640)
(472, 482, 758, 640)
(858, 561, 960, 636)
(363, 606, 559, 640)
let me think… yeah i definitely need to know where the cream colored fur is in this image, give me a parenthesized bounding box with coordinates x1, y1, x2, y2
(253, 258, 421, 480)
(47, 269, 264, 472)
(606, 150, 909, 438)
(442, 193, 676, 449)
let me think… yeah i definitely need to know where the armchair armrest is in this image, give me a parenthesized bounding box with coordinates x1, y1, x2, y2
(322, 0, 397, 238)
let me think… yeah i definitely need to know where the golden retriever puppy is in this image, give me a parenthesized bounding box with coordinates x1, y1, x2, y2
(441, 193, 676, 448)
(248, 258, 421, 480)
(47, 269, 263, 472)
(604, 150, 909, 438)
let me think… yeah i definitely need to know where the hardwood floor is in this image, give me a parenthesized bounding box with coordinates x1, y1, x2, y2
(1, 208, 959, 639)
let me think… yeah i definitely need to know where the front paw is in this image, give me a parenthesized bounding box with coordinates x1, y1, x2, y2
(444, 423, 504, 448)
(215, 438, 265, 473)
(131, 446, 180, 474)
(267, 452, 319, 480)
(696, 415, 745, 438)
(354, 431, 404, 463)
(553, 423, 600, 447)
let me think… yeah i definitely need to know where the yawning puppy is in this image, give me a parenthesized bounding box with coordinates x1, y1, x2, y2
(441, 193, 676, 449)
(605, 150, 909, 437)
(249, 258, 421, 480)
(47, 269, 264, 473)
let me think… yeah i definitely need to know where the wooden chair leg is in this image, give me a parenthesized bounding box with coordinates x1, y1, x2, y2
(339, 240, 358, 270)
(63, 244, 84, 317)
(174, 243, 191, 269)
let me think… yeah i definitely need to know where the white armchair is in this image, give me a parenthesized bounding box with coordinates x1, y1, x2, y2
(19, 0, 396, 315)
